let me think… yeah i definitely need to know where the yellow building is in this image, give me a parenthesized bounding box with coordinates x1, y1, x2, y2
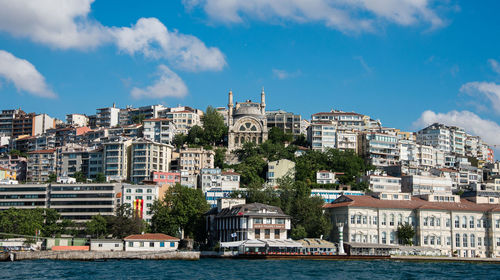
(0, 167, 17, 180)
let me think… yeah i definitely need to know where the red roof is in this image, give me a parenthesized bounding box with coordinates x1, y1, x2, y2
(323, 195, 500, 212)
(439, 168, 459, 173)
(124, 233, 179, 241)
(222, 171, 240, 176)
(27, 149, 56, 154)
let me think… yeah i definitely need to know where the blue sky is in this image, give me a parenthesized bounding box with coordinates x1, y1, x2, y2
(0, 0, 499, 151)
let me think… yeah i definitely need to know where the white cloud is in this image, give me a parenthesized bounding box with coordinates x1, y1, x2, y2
(183, 0, 445, 32)
(0, 50, 56, 98)
(272, 68, 300, 80)
(0, 1, 226, 72)
(413, 110, 500, 149)
(131, 65, 188, 99)
(0, 0, 110, 49)
(488, 59, 500, 75)
(111, 18, 226, 72)
(460, 81, 500, 114)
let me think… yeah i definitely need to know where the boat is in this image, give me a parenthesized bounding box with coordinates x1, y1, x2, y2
(0, 251, 11, 262)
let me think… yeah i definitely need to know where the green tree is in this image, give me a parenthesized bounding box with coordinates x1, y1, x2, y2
(86, 215, 108, 238)
(292, 134, 308, 147)
(214, 148, 226, 169)
(106, 204, 145, 238)
(186, 125, 205, 145)
(397, 222, 416, 245)
(46, 173, 57, 183)
(132, 114, 146, 124)
(0, 208, 44, 237)
(73, 171, 87, 183)
(95, 173, 106, 183)
(268, 127, 293, 144)
(150, 183, 209, 242)
(173, 133, 187, 149)
(202, 106, 227, 146)
(9, 149, 28, 158)
(291, 225, 307, 240)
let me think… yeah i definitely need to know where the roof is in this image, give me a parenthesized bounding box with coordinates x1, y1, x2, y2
(312, 111, 362, 116)
(439, 168, 459, 173)
(324, 195, 500, 212)
(216, 202, 289, 218)
(27, 149, 56, 154)
(144, 118, 173, 122)
(222, 171, 240, 176)
(124, 233, 179, 241)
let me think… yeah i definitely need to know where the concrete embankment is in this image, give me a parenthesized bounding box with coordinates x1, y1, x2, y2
(12, 251, 200, 261)
(391, 255, 500, 263)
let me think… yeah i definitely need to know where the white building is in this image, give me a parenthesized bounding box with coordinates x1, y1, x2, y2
(310, 189, 364, 203)
(159, 106, 203, 135)
(103, 138, 132, 182)
(316, 170, 338, 185)
(122, 184, 159, 223)
(96, 105, 120, 128)
(124, 233, 179, 251)
(267, 159, 295, 186)
(66, 114, 88, 127)
(361, 175, 402, 193)
(90, 239, 123, 251)
(401, 175, 453, 195)
(143, 118, 177, 145)
(130, 140, 173, 184)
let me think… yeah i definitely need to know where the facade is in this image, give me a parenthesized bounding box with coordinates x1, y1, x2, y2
(87, 148, 104, 180)
(179, 147, 215, 176)
(360, 175, 402, 193)
(0, 183, 48, 209)
(143, 118, 177, 144)
(308, 122, 337, 151)
(66, 114, 88, 127)
(416, 123, 467, 157)
(130, 140, 172, 184)
(103, 138, 132, 182)
(401, 175, 453, 195)
(159, 106, 203, 135)
(206, 199, 291, 244)
(266, 110, 304, 137)
(267, 159, 295, 186)
(310, 189, 364, 203)
(57, 144, 90, 178)
(316, 170, 337, 185)
(358, 132, 399, 168)
(227, 90, 268, 151)
(90, 239, 123, 251)
(122, 184, 159, 223)
(151, 171, 181, 185)
(201, 169, 241, 207)
(124, 233, 179, 251)
(326, 194, 500, 258)
(96, 106, 120, 128)
(0, 109, 24, 136)
(26, 149, 57, 182)
(0, 155, 27, 181)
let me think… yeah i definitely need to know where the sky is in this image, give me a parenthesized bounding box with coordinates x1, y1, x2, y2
(0, 0, 499, 154)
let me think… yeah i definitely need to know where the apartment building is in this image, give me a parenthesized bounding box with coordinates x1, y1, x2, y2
(0, 183, 48, 209)
(151, 171, 181, 186)
(316, 170, 337, 184)
(130, 140, 172, 184)
(266, 110, 305, 136)
(326, 194, 500, 258)
(417, 123, 467, 157)
(0, 109, 25, 136)
(311, 110, 381, 131)
(26, 149, 57, 182)
(143, 118, 177, 144)
(360, 175, 402, 193)
(179, 147, 215, 175)
(66, 114, 88, 127)
(49, 183, 122, 223)
(401, 175, 453, 195)
(103, 138, 132, 182)
(159, 106, 203, 135)
(0, 155, 27, 181)
(56, 144, 91, 178)
(267, 159, 295, 186)
(96, 105, 120, 128)
(87, 148, 104, 180)
(358, 132, 399, 168)
(122, 184, 159, 223)
(12, 113, 56, 138)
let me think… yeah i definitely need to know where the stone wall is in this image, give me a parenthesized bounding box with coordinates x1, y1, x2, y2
(12, 251, 199, 261)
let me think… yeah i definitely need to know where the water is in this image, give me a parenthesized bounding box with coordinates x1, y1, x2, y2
(1, 259, 497, 279)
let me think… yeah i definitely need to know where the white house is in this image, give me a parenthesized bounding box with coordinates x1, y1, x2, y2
(124, 233, 179, 251)
(90, 239, 123, 251)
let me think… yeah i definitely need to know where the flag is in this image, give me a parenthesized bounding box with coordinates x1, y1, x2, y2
(231, 232, 237, 238)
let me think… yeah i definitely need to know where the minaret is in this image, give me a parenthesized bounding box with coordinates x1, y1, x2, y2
(260, 87, 266, 114)
(228, 90, 234, 126)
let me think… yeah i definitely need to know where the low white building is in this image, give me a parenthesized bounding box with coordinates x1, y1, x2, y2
(401, 175, 453, 195)
(316, 170, 338, 185)
(90, 239, 123, 251)
(360, 175, 401, 193)
(124, 233, 179, 251)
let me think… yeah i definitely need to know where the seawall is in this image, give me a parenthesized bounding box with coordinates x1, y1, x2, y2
(12, 251, 200, 261)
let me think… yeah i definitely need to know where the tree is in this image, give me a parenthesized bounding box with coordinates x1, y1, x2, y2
(95, 173, 106, 183)
(214, 148, 226, 169)
(86, 215, 108, 238)
(106, 204, 145, 238)
(46, 173, 57, 183)
(150, 183, 209, 242)
(291, 225, 307, 240)
(173, 133, 187, 149)
(268, 127, 293, 144)
(73, 171, 86, 183)
(0, 208, 44, 237)
(186, 125, 205, 145)
(292, 134, 308, 147)
(397, 222, 416, 245)
(202, 106, 227, 146)
(132, 114, 146, 124)
(9, 149, 28, 158)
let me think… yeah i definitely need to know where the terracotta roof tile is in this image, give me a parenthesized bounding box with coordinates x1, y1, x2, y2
(124, 233, 179, 241)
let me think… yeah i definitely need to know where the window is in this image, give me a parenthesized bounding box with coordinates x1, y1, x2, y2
(436, 218, 441, 227)
(382, 214, 387, 226)
(430, 217, 435, 227)
(478, 237, 482, 246)
(98, 244, 103, 247)
(115, 244, 119, 247)
(265, 229, 271, 239)
(455, 233, 460, 247)
(430, 236, 435, 245)
(254, 218, 263, 224)
(275, 229, 280, 239)
(496, 219, 500, 229)
(477, 218, 482, 228)
(362, 215, 367, 225)
(446, 236, 451, 246)
(462, 216, 467, 228)
(373, 216, 378, 225)
(149, 242, 154, 247)
(140, 242, 144, 247)
(276, 218, 285, 224)
(424, 236, 428, 245)
(471, 234, 476, 247)
(390, 232, 395, 244)
(446, 218, 450, 227)
(356, 215, 362, 224)
(255, 229, 260, 239)
(497, 238, 500, 247)
(170, 242, 175, 247)
(160, 242, 165, 247)
(390, 214, 394, 226)
(470, 217, 475, 229)
(398, 214, 402, 226)
(424, 217, 428, 226)
(437, 236, 441, 245)
(463, 234, 468, 247)
(129, 242, 134, 247)
(351, 215, 355, 224)
(455, 216, 460, 228)
(266, 218, 272, 224)
(382, 232, 387, 244)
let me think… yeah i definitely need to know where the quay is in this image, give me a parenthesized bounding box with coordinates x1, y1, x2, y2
(10, 251, 200, 261)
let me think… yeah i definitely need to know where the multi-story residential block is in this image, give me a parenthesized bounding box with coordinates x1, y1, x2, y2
(87, 148, 104, 180)
(12, 113, 56, 138)
(102, 138, 132, 182)
(0, 183, 48, 209)
(122, 184, 159, 223)
(49, 183, 122, 223)
(358, 132, 399, 168)
(267, 159, 295, 185)
(143, 118, 177, 144)
(308, 121, 337, 151)
(199, 168, 222, 192)
(50, 126, 91, 147)
(66, 114, 89, 127)
(399, 140, 437, 169)
(311, 110, 381, 131)
(206, 199, 291, 244)
(0, 109, 25, 136)
(401, 175, 453, 195)
(96, 105, 120, 128)
(26, 149, 57, 182)
(360, 175, 402, 193)
(56, 144, 92, 178)
(130, 140, 172, 184)
(159, 106, 203, 135)
(202, 169, 241, 207)
(151, 171, 181, 186)
(326, 194, 500, 258)
(179, 147, 215, 176)
(417, 123, 468, 157)
(0, 155, 27, 181)
(266, 110, 304, 137)
(316, 170, 337, 184)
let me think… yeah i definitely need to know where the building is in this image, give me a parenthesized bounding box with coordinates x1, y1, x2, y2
(143, 118, 177, 144)
(416, 123, 468, 157)
(360, 175, 402, 193)
(267, 159, 295, 186)
(0, 155, 27, 181)
(130, 140, 172, 184)
(124, 233, 179, 251)
(325, 194, 500, 258)
(199, 168, 222, 192)
(201, 169, 241, 207)
(90, 239, 123, 251)
(227, 89, 268, 151)
(206, 199, 291, 245)
(57, 144, 91, 178)
(102, 138, 132, 182)
(310, 189, 364, 203)
(358, 132, 399, 169)
(49, 183, 122, 223)
(401, 175, 453, 195)
(0, 108, 24, 136)
(12, 113, 56, 138)
(87, 148, 104, 180)
(26, 149, 57, 182)
(179, 147, 215, 176)
(96, 105, 120, 128)
(66, 114, 88, 127)
(308, 122, 337, 151)
(151, 171, 181, 186)
(311, 110, 380, 131)
(316, 170, 338, 185)
(0, 183, 48, 209)
(159, 106, 203, 135)
(266, 110, 305, 137)
(122, 184, 159, 223)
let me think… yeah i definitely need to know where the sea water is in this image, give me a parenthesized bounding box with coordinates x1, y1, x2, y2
(1, 259, 497, 279)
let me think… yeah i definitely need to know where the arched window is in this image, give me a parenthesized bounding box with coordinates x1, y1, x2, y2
(382, 232, 387, 244)
(455, 233, 460, 247)
(390, 214, 395, 226)
(469, 216, 475, 228)
(430, 217, 435, 227)
(398, 214, 403, 225)
(382, 214, 387, 225)
(462, 216, 467, 228)
(470, 234, 476, 247)
(463, 234, 468, 247)
(390, 232, 395, 244)
(436, 217, 441, 227)
(239, 125, 246, 131)
(455, 216, 460, 228)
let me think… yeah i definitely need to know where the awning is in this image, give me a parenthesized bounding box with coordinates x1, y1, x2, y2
(221, 239, 266, 248)
(265, 239, 303, 248)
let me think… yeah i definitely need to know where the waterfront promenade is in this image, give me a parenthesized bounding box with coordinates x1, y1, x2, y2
(10, 251, 199, 261)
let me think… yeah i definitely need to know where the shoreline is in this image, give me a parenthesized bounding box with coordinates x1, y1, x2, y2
(9, 251, 200, 261)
